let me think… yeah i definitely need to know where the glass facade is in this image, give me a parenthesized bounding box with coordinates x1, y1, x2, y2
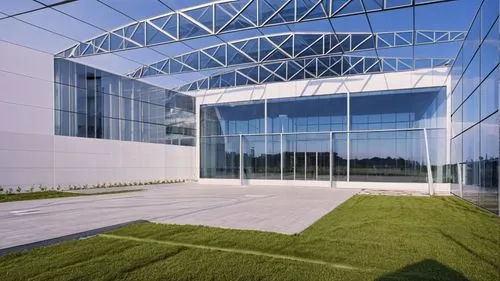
(54, 59, 195, 146)
(449, 0, 499, 214)
(200, 87, 446, 183)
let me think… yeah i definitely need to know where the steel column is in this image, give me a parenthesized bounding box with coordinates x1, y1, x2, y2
(280, 133, 284, 180)
(239, 134, 243, 185)
(423, 128, 434, 195)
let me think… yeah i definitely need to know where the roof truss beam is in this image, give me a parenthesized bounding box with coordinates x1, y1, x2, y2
(175, 55, 454, 92)
(129, 30, 465, 78)
(56, 0, 457, 58)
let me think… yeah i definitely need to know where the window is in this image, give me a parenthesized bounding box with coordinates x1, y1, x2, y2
(54, 59, 195, 146)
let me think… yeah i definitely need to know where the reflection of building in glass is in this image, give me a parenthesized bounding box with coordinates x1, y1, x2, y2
(54, 59, 195, 146)
(200, 88, 446, 183)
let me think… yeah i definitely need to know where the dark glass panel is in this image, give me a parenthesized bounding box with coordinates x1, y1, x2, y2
(200, 136, 240, 179)
(350, 130, 427, 183)
(480, 67, 499, 119)
(479, 113, 499, 214)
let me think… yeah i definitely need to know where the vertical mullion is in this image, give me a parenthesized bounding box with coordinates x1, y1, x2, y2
(423, 128, 434, 195)
(280, 133, 284, 180)
(330, 132, 333, 187)
(264, 99, 268, 179)
(316, 151, 318, 180)
(239, 134, 243, 185)
(346, 90, 350, 182)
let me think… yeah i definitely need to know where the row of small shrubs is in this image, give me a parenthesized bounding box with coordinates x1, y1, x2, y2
(0, 179, 186, 194)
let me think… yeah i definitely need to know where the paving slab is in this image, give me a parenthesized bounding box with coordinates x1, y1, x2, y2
(0, 184, 360, 250)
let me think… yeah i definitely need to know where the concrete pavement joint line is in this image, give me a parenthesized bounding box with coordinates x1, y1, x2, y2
(99, 234, 374, 272)
(146, 195, 274, 221)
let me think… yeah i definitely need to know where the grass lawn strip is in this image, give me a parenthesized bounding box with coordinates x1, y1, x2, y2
(1, 195, 499, 281)
(99, 233, 373, 272)
(0, 190, 143, 203)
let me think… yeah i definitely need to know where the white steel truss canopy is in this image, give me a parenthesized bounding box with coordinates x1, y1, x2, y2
(129, 30, 465, 78)
(176, 55, 453, 91)
(56, 0, 456, 58)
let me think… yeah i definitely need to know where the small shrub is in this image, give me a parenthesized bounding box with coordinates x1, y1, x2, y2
(56, 185, 61, 191)
(0, 185, 4, 194)
(29, 187, 35, 193)
(16, 186, 22, 193)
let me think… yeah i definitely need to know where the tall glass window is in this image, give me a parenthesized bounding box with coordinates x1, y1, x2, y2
(449, 0, 499, 214)
(54, 59, 196, 146)
(200, 87, 446, 184)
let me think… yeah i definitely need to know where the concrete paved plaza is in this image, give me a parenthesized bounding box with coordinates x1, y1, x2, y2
(0, 184, 359, 250)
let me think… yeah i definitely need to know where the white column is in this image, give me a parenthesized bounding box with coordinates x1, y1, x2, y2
(264, 99, 267, 179)
(346, 91, 351, 182)
(280, 133, 283, 180)
(239, 134, 243, 185)
(330, 132, 333, 187)
(304, 151, 307, 180)
(423, 128, 434, 195)
(293, 151, 296, 180)
(316, 151, 318, 180)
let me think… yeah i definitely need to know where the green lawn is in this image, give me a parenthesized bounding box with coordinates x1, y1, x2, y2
(1, 195, 499, 281)
(0, 190, 143, 203)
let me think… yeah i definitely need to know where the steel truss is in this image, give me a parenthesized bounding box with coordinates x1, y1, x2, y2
(175, 55, 453, 91)
(129, 30, 464, 78)
(56, 0, 456, 58)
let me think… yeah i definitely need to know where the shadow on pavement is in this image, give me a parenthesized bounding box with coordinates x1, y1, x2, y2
(0, 220, 148, 257)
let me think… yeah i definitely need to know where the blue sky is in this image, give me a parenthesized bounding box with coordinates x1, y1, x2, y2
(0, 0, 481, 89)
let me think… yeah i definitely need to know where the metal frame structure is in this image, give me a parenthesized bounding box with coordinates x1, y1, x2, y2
(203, 127, 435, 193)
(176, 55, 453, 91)
(129, 30, 465, 78)
(56, 0, 457, 58)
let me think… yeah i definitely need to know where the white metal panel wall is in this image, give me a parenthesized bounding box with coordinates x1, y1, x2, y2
(0, 41, 195, 189)
(53, 136, 195, 186)
(194, 68, 449, 106)
(0, 42, 55, 188)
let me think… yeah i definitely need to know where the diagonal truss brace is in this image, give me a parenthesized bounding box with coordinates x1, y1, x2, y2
(56, 0, 457, 58)
(175, 55, 454, 92)
(128, 30, 465, 78)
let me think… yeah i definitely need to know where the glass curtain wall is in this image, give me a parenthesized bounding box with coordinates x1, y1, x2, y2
(449, 0, 499, 214)
(200, 87, 446, 183)
(54, 59, 196, 146)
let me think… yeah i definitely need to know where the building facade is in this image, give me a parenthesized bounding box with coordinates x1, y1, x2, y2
(0, 0, 498, 214)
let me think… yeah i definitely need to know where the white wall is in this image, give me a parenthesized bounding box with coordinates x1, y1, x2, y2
(0, 41, 195, 189)
(53, 136, 195, 186)
(194, 67, 449, 106)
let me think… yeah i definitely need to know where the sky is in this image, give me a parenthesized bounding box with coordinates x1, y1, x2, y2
(0, 0, 481, 89)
